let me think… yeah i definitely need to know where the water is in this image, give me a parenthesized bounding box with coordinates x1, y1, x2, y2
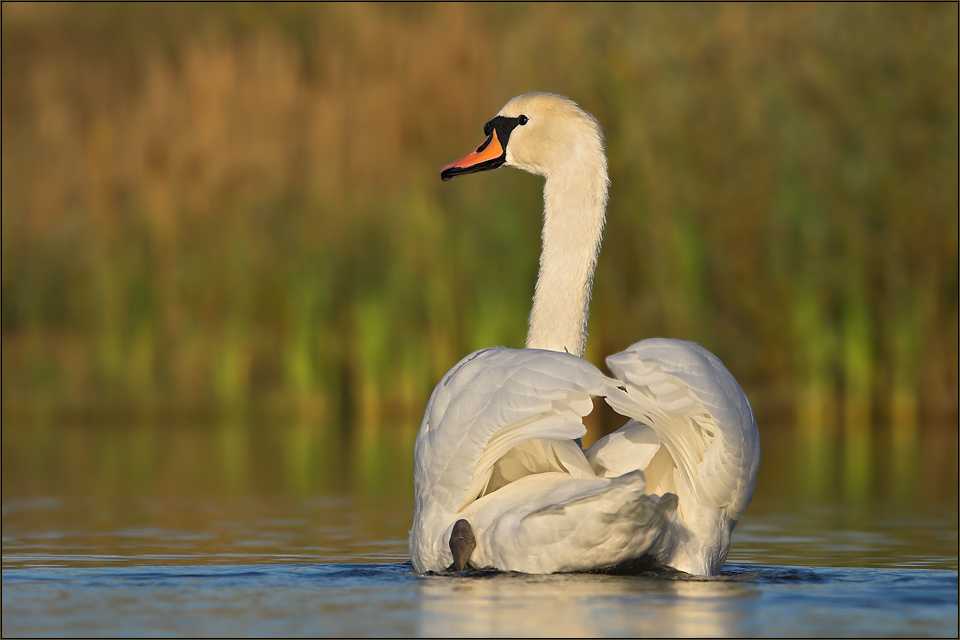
(2, 423, 958, 637)
(3, 561, 956, 637)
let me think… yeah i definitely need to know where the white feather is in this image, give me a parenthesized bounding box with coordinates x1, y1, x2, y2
(410, 93, 760, 576)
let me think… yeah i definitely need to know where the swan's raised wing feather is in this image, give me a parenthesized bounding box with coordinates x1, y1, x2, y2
(602, 338, 760, 521)
(414, 347, 606, 514)
(585, 421, 661, 478)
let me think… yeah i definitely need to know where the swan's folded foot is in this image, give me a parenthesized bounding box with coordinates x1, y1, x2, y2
(446, 519, 476, 573)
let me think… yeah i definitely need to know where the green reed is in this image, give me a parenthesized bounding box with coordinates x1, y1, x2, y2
(1, 3, 957, 450)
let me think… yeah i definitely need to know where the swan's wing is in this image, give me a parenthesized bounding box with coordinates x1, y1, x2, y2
(585, 420, 661, 479)
(414, 347, 605, 514)
(601, 338, 760, 522)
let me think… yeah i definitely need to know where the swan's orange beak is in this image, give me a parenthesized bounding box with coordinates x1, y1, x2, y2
(440, 129, 507, 181)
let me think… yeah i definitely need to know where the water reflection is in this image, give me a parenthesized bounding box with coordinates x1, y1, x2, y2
(2, 422, 958, 573)
(2, 561, 954, 637)
(2, 419, 957, 637)
(4, 419, 957, 508)
(415, 571, 758, 637)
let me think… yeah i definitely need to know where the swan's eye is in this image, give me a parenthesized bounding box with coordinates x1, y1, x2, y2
(483, 122, 493, 136)
(518, 115, 529, 125)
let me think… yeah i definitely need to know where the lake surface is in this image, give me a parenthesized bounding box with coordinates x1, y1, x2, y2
(2, 421, 958, 637)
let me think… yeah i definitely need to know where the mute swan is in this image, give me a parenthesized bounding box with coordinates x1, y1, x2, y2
(409, 93, 760, 576)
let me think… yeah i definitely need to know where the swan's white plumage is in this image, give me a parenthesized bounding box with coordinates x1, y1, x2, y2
(410, 93, 760, 576)
(415, 348, 603, 515)
(604, 338, 759, 521)
(410, 341, 758, 576)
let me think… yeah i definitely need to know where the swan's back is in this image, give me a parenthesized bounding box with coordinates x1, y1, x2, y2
(410, 340, 759, 576)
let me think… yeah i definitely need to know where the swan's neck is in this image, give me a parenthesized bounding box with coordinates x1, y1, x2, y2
(526, 163, 608, 357)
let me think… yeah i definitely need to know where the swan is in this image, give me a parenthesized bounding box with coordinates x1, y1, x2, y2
(409, 92, 760, 576)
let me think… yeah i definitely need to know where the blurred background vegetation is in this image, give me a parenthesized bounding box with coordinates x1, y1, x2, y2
(2, 2, 957, 470)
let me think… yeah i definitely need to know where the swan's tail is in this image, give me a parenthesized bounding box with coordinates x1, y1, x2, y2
(464, 470, 682, 574)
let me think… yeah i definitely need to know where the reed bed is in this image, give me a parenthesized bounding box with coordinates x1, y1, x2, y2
(2, 3, 957, 441)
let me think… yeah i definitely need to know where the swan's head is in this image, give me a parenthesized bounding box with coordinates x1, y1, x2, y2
(441, 92, 605, 181)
